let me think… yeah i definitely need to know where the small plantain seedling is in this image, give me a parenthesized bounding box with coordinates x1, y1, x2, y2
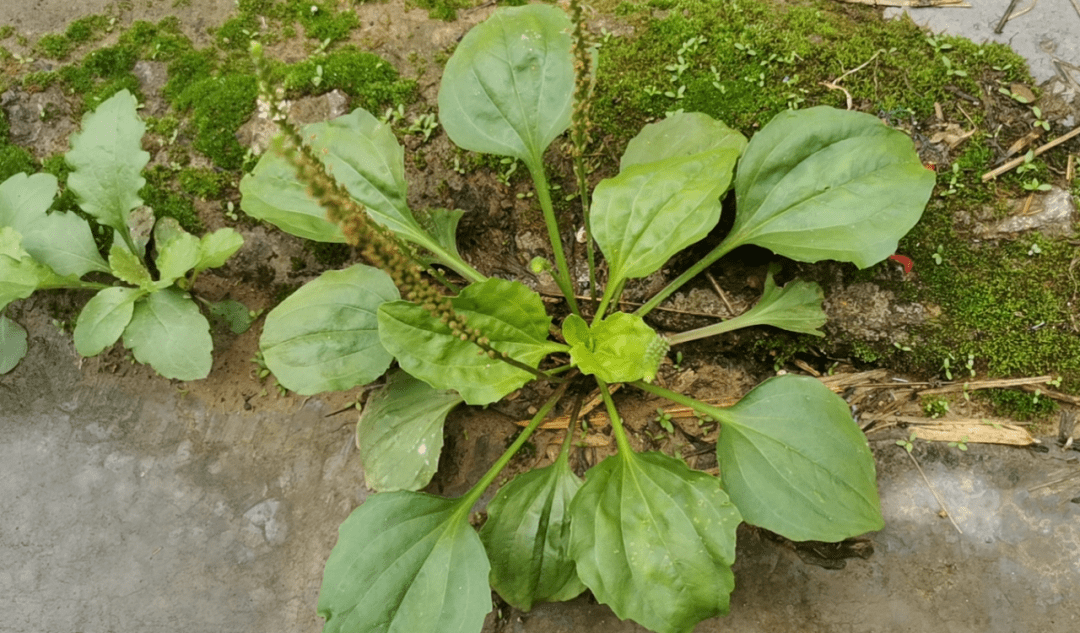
(1, 90, 245, 379)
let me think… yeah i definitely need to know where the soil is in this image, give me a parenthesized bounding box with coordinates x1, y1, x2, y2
(2, 1, 1080, 632)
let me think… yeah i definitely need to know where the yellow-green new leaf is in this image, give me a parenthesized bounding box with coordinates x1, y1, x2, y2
(108, 243, 154, 290)
(153, 219, 201, 287)
(318, 492, 491, 633)
(195, 228, 244, 273)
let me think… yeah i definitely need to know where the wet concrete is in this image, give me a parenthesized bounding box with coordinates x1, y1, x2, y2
(0, 314, 366, 633)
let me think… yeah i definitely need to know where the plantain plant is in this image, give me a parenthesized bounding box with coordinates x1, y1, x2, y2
(239, 4, 934, 632)
(0, 90, 245, 379)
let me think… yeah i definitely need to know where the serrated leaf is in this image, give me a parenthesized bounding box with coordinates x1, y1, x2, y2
(0, 172, 107, 277)
(701, 266, 826, 338)
(122, 288, 212, 380)
(318, 492, 491, 633)
(108, 242, 153, 290)
(356, 370, 464, 492)
(74, 286, 143, 357)
(66, 89, 149, 238)
(591, 114, 742, 288)
(480, 457, 585, 610)
(153, 219, 200, 286)
(569, 451, 741, 633)
(438, 4, 574, 171)
(715, 375, 884, 541)
(194, 227, 243, 273)
(563, 312, 665, 383)
(205, 299, 256, 334)
(378, 278, 565, 405)
(724, 106, 935, 268)
(261, 265, 399, 395)
(0, 314, 28, 374)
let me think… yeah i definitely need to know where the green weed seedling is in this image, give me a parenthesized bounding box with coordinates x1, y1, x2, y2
(0, 90, 245, 378)
(238, 5, 934, 632)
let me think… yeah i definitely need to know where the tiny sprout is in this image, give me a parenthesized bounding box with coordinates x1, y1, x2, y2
(529, 256, 553, 274)
(948, 436, 969, 451)
(896, 431, 917, 453)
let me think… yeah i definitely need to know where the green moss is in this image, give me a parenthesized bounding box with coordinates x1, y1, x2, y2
(163, 49, 218, 101)
(141, 165, 204, 233)
(277, 46, 417, 111)
(298, 2, 360, 42)
(590, 0, 1028, 148)
(410, 0, 473, 21)
(981, 389, 1057, 421)
(0, 107, 35, 182)
(216, 13, 262, 50)
(172, 74, 258, 170)
(34, 14, 110, 60)
(177, 167, 228, 199)
(306, 241, 352, 267)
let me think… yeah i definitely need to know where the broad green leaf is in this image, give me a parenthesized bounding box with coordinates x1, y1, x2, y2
(122, 288, 212, 380)
(311, 109, 424, 243)
(261, 265, 399, 395)
(378, 278, 566, 405)
(724, 106, 935, 268)
(591, 115, 741, 286)
(194, 228, 244, 273)
(205, 299, 257, 334)
(153, 219, 201, 286)
(0, 227, 48, 306)
(0, 314, 28, 374)
(356, 370, 464, 492)
(108, 243, 153, 290)
(716, 375, 884, 542)
(438, 4, 574, 171)
(0, 172, 57, 229)
(74, 286, 143, 357)
(620, 111, 747, 170)
(318, 492, 491, 633)
(66, 90, 149, 238)
(22, 211, 109, 277)
(420, 207, 466, 263)
(480, 457, 585, 610)
(563, 313, 666, 383)
(569, 451, 741, 633)
(0, 172, 107, 277)
(239, 150, 347, 242)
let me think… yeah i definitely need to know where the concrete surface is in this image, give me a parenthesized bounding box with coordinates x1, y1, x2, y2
(886, 0, 1080, 85)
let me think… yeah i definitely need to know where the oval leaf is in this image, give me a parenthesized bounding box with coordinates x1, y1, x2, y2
(195, 227, 244, 273)
(318, 492, 491, 633)
(238, 148, 346, 242)
(378, 278, 565, 405)
(620, 111, 747, 171)
(438, 4, 574, 170)
(716, 374, 884, 542)
(122, 288, 212, 381)
(725, 106, 935, 268)
(74, 286, 143, 357)
(357, 370, 464, 492)
(591, 114, 742, 286)
(480, 457, 585, 610)
(66, 90, 149, 237)
(569, 451, 741, 633)
(0, 314, 28, 374)
(261, 264, 399, 395)
(153, 220, 201, 286)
